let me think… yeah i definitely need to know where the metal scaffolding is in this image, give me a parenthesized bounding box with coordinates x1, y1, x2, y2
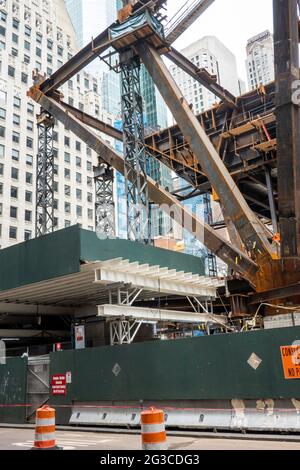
(35, 110, 55, 238)
(120, 49, 151, 244)
(94, 163, 116, 239)
(203, 193, 218, 277)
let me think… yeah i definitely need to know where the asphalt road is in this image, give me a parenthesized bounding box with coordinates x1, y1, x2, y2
(1, 428, 300, 450)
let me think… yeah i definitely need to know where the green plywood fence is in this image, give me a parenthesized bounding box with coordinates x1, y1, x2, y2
(0, 358, 27, 423)
(50, 327, 300, 411)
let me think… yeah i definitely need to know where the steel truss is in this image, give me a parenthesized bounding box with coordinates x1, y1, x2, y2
(120, 49, 151, 244)
(35, 110, 55, 238)
(94, 162, 116, 239)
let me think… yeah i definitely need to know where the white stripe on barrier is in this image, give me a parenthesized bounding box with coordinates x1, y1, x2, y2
(143, 443, 168, 450)
(36, 418, 55, 427)
(141, 423, 165, 434)
(34, 432, 55, 442)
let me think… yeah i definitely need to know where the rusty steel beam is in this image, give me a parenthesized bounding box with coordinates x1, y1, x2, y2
(136, 42, 276, 261)
(166, 47, 236, 107)
(60, 100, 123, 141)
(28, 86, 258, 280)
(274, 0, 300, 258)
(165, 0, 215, 44)
(249, 282, 300, 304)
(40, 29, 111, 95)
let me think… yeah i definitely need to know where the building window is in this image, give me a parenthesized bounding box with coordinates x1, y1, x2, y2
(12, 33, 18, 44)
(87, 193, 93, 203)
(13, 114, 20, 126)
(11, 167, 18, 180)
(9, 226, 17, 239)
(12, 18, 19, 30)
(26, 137, 33, 149)
(57, 46, 63, 56)
(87, 161, 92, 171)
(0, 11, 7, 22)
(24, 230, 32, 241)
(10, 186, 18, 199)
(0, 25, 5, 37)
(65, 220, 71, 228)
(64, 185, 70, 196)
(76, 141, 81, 151)
(10, 206, 17, 219)
(64, 168, 70, 180)
(76, 189, 82, 200)
(0, 108, 5, 119)
(87, 177, 92, 187)
(26, 154, 33, 166)
(21, 73, 28, 84)
(76, 206, 82, 217)
(36, 32, 42, 44)
(64, 152, 70, 163)
(25, 210, 32, 222)
(0, 182, 2, 195)
(65, 202, 71, 214)
(88, 209, 93, 220)
(24, 54, 30, 64)
(0, 163, 3, 175)
(47, 39, 53, 50)
(76, 157, 81, 168)
(0, 127, 4, 138)
(25, 191, 32, 203)
(24, 40, 30, 51)
(25, 26, 31, 37)
(28, 104, 34, 117)
(12, 149, 19, 161)
(26, 172, 33, 184)
(8, 65, 15, 77)
(64, 136, 70, 147)
(12, 132, 19, 144)
(11, 47, 18, 57)
(76, 173, 82, 184)
(27, 120, 33, 132)
(36, 46, 41, 57)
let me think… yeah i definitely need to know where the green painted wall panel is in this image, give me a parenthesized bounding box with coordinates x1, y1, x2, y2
(50, 327, 300, 406)
(0, 226, 81, 292)
(0, 358, 27, 423)
(0, 226, 206, 294)
(79, 229, 206, 275)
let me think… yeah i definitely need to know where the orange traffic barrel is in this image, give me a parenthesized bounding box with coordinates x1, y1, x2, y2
(32, 405, 60, 450)
(141, 407, 167, 450)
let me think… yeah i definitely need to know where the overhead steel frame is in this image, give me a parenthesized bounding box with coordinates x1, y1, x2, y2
(120, 49, 151, 244)
(94, 163, 116, 239)
(35, 110, 55, 238)
(136, 42, 276, 262)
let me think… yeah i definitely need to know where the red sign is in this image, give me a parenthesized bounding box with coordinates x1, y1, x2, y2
(51, 374, 67, 396)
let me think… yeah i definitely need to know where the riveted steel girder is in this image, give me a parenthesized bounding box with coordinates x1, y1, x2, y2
(136, 42, 276, 261)
(28, 86, 258, 280)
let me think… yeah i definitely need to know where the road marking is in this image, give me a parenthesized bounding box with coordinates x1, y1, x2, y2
(12, 437, 113, 450)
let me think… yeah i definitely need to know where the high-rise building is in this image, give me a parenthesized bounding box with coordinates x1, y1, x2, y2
(0, 0, 115, 249)
(170, 36, 240, 115)
(246, 30, 274, 91)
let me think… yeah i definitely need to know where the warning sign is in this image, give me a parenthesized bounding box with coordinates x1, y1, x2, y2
(280, 345, 300, 379)
(51, 374, 67, 395)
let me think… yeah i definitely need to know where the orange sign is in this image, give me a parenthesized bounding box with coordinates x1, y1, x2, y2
(280, 345, 300, 379)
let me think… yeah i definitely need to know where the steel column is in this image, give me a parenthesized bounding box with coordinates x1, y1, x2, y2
(94, 163, 116, 239)
(120, 50, 151, 244)
(273, 0, 300, 257)
(136, 42, 276, 261)
(265, 168, 278, 235)
(35, 111, 55, 238)
(27, 88, 258, 279)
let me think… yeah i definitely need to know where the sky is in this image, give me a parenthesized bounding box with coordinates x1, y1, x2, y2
(167, 0, 274, 83)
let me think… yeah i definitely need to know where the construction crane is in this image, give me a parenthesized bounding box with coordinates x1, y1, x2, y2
(28, 0, 300, 316)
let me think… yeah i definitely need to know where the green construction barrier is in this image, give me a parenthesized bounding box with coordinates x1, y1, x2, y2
(0, 357, 27, 423)
(50, 326, 300, 421)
